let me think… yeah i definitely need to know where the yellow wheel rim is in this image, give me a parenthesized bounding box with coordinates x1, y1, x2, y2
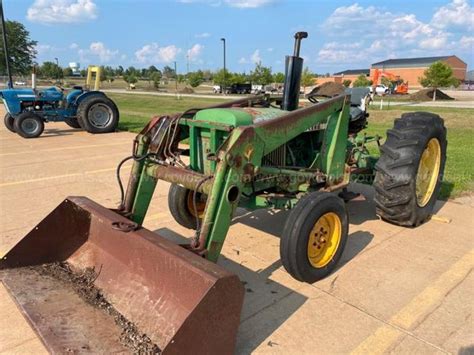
(186, 191, 206, 218)
(307, 212, 342, 268)
(416, 138, 441, 207)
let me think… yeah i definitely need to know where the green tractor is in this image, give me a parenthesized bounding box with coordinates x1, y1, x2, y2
(1, 32, 446, 352)
(118, 31, 447, 282)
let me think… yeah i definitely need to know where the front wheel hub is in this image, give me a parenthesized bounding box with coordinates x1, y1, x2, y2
(307, 212, 342, 268)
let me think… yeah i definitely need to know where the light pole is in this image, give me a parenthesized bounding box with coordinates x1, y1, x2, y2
(220, 37, 226, 95)
(54, 57, 60, 84)
(174, 61, 178, 97)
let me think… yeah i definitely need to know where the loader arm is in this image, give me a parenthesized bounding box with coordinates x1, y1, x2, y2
(122, 94, 350, 262)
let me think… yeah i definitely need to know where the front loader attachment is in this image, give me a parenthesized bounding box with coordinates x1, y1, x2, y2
(0, 197, 244, 354)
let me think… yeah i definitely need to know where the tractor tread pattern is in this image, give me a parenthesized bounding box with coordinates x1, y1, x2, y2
(373, 112, 447, 227)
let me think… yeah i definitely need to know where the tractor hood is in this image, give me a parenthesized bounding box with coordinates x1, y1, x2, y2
(194, 107, 288, 127)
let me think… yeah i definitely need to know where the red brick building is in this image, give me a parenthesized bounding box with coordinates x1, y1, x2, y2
(370, 56, 467, 88)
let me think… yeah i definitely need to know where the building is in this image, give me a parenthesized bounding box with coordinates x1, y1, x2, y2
(370, 56, 467, 88)
(314, 69, 370, 87)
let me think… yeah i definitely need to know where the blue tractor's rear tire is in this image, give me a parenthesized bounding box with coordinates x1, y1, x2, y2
(13, 112, 44, 138)
(4, 113, 15, 133)
(77, 95, 119, 134)
(64, 117, 82, 129)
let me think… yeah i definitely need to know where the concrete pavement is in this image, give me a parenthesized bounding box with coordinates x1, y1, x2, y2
(0, 106, 473, 354)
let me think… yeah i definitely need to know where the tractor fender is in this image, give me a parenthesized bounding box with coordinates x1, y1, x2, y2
(0, 89, 28, 115)
(73, 91, 107, 107)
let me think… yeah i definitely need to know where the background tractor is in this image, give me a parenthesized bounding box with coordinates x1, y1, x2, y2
(0, 66, 119, 138)
(0, 3, 119, 138)
(0, 32, 447, 353)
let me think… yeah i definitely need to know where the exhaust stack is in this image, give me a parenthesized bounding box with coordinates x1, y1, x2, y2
(281, 31, 307, 111)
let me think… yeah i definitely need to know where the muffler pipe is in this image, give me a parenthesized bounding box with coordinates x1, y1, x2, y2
(282, 31, 308, 111)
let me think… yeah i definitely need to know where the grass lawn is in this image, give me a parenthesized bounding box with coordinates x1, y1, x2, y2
(109, 93, 474, 199)
(108, 93, 228, 132)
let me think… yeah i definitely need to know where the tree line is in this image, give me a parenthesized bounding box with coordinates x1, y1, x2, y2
(1, 19, 460, 95)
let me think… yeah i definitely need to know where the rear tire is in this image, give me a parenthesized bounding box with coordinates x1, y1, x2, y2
(77, 96, 119, 133)
(280, 192, 349, 283)
(64, 117, 82, 129)
(168, 184, 207, 230)
(13, 112, 44, 138)
(4, 113, 15, 132)
(374, 112, 447, 227)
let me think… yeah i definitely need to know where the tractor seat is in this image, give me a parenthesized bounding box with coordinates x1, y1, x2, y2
(73, 86, 83, 90)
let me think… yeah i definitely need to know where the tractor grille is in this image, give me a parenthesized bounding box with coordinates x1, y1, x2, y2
(263, 145, 286, 166)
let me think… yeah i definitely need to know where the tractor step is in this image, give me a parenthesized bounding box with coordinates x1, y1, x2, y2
(0, 197, 244, 354)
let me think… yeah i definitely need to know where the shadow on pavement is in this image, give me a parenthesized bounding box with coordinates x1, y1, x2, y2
(153, 227, 308, 355)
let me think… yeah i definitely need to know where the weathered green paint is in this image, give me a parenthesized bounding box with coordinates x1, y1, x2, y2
(130, 165, 157, 225)
(125, 93, 381, 263)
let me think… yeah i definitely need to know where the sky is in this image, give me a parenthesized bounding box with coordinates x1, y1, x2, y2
(5, 0, 474, 74)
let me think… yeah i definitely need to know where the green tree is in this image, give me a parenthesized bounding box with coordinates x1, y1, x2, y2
(273, 72, 285, 84)
(0, 20, 37, 76)
(301, 67, 315, 91)
(39, 61, 63, 79)
(250, 63, 273, 85)
(150, 71, 162, 89)
(163, 65, 175, 79)
(381, 76, 392, 89)
(230, 72, 248, 85)
(123, 74, 138, 85)
(188, 70, 204, 88)
(63, 67, 73, 77)
(353, 74, 372, 87)
(342, 79, 352, 87)
(213, 69, 229, 86)
(115, 65, 124, 76)
(419, 61, 459, 101)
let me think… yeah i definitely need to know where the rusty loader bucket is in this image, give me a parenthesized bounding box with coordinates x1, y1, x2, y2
(0, 197, 244, 354)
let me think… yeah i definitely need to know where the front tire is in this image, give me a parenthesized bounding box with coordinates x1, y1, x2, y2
(374, 112, 447, 227)
(280, 192, 349, 283)
(77, 96, 119, 133)
(168, 184, 207, 230)
(4, 113, 15, 132)
(13, 112, 44, 138)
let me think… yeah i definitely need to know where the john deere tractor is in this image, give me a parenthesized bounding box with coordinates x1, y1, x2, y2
(1, 32, 446, 353)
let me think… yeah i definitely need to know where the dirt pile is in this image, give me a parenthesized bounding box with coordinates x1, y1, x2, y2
(179, 87, 194, 94)
(409, 88, 454, 101)
(307, 82, 345, 97)
(39, 262, 161, 354)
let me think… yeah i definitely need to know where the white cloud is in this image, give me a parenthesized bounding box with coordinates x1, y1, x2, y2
(135, 43, 181, 64)
(69, 43, 79, 49)
(187, 44, 204, 61)
(319, 3, 455, 65)
(251, 49, 261, 63)
(178, 0, 274, 8)
(35, 44, 53, 55)
(238, 57, 249, 64)
(267, 47, 274, 52)
(224, 0, 274, 8)
(89, 42, 118, 62)
(459, 35, 474, 50)
(27, 0, 98, 24)
(432, 0, 474, 29)
(195, 32, 211, 38)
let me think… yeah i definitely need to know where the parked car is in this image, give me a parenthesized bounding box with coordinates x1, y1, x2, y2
(14, 80, 26, 86)
(371, 84, 390, 96)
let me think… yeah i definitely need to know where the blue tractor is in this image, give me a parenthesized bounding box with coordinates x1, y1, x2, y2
(0, 67, 120, 139)
(0, 3, 119, 138)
